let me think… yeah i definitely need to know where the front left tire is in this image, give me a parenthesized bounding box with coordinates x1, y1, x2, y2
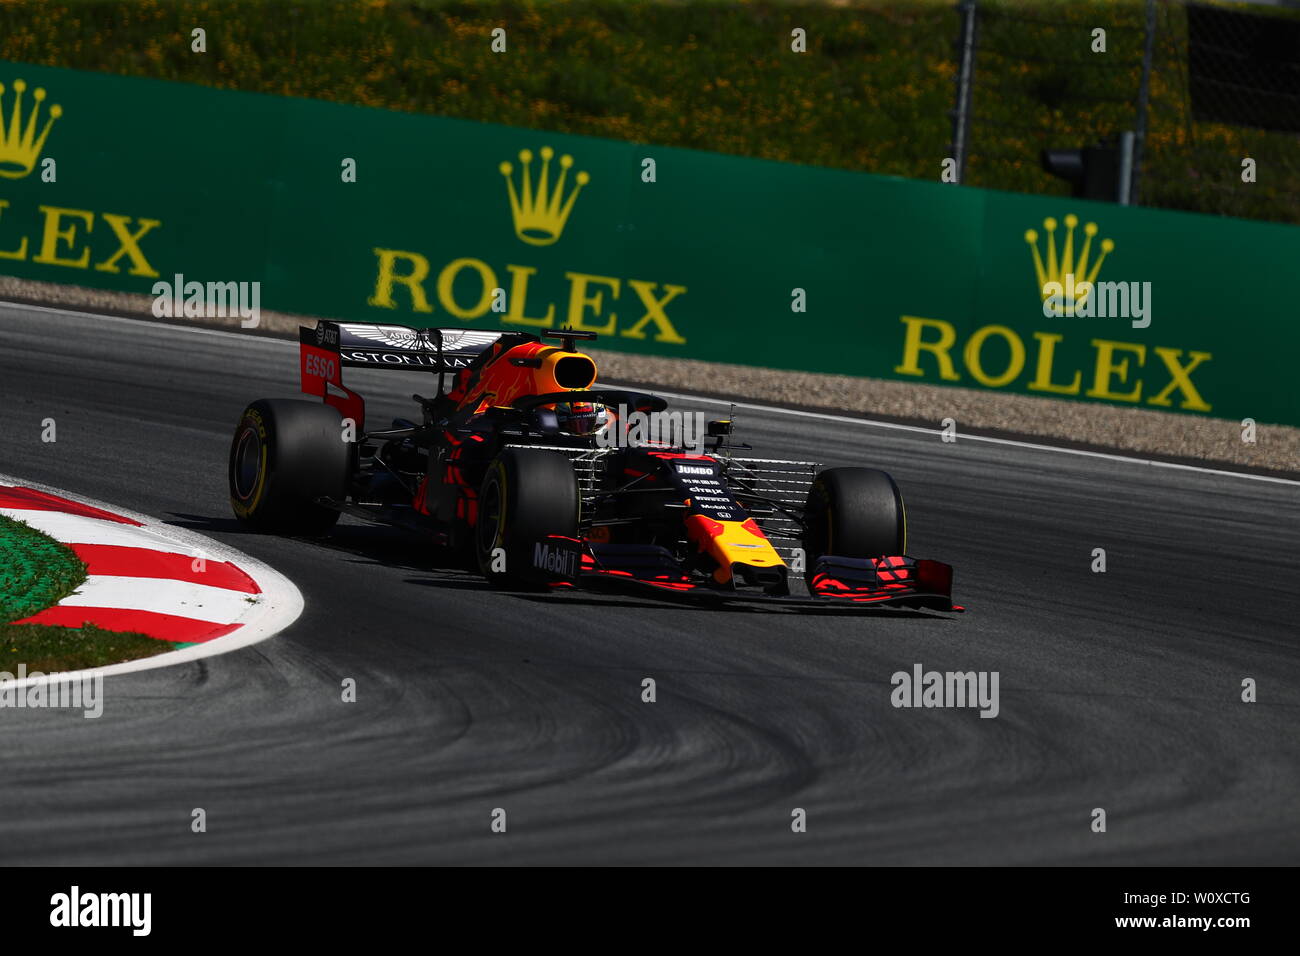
(475, 447, 580, 587)
(801, 466, 907, 587)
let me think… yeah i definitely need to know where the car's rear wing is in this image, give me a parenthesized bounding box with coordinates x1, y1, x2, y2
(299, 320, 539, 431)
(297, 321, 598, 431)
(300, 320, 527, 371)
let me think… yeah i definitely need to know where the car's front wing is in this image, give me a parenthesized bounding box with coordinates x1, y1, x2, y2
(532, 538, 964, 613)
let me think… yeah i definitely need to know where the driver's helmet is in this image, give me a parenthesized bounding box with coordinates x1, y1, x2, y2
(552, 400, 610, 439)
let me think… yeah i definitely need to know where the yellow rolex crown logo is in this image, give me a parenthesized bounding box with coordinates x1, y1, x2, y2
(1024, 214, 1114, 308)
(0, 79, 63, 179)
(499, 146, 589, 246)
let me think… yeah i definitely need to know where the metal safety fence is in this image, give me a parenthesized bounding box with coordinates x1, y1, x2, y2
(952, 0, 1300, 223)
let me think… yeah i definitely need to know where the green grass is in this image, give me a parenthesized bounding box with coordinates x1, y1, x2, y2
(0, 0, 959, 178)
(0, 514, 176, 669)
(0, 514, 87, 622)
(0, 0, 1294, 220)
(0, 622, 178, 672)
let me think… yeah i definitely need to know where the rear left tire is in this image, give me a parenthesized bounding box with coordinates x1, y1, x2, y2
(229, 399, 349, 535)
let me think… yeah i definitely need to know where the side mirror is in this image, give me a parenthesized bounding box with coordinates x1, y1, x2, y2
(534, 408, 560, 435)
(707, 419, 733, 437)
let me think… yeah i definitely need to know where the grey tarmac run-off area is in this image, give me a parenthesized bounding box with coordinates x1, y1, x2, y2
(0, 302, 1296, 864)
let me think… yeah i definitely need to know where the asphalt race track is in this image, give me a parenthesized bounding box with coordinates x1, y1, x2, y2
(1, 303, 1296, 865)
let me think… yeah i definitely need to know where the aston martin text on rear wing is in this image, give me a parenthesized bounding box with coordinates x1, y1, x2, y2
(299, 320, 515, 371)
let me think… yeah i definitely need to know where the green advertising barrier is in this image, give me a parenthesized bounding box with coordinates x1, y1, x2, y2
(1, 59, 1296, 425)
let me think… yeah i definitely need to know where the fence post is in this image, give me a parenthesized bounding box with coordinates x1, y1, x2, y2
(951, 0, 979, 185)
(1119, 130, 1135, 205)
(1130, 0, 1157, 205)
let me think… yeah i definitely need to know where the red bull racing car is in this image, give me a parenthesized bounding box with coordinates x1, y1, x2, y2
(227, 321, 960, 611)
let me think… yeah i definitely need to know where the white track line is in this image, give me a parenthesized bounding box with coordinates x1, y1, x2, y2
(616, 387, 1300, 488)
(4, 300, 1296, 487)
(0, 472, 303, 690)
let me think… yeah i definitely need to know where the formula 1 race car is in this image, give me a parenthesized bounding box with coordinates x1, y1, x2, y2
(227, 321, 960, 611)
